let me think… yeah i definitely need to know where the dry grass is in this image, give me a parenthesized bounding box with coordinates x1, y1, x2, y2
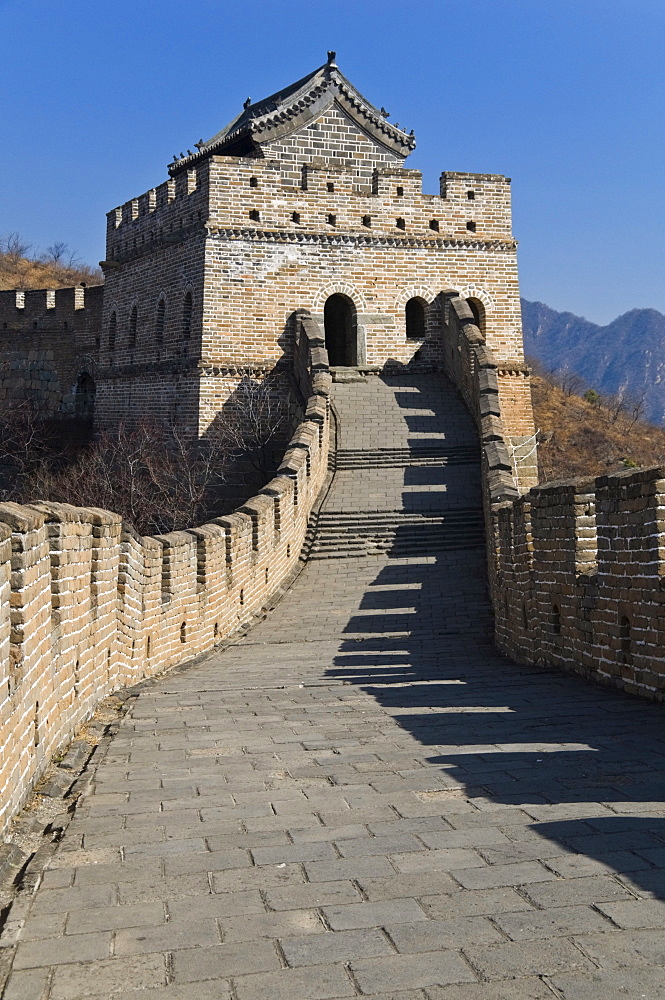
(531, 370, 665, 483)
(0, 238, 102, 291)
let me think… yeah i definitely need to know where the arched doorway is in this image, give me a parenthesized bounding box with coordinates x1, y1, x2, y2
(324, 294, 357, 366)
(75, 372, 96, 422)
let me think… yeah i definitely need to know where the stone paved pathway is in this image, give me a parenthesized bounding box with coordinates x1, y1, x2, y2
(4, 374, 665, 1000)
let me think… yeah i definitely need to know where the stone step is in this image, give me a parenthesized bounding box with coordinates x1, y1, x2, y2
(313, 520, 484, 536)
(316, 510, 483, 526)
(309, 510, 486, 558)
(308, 537, 486, 559)
(335, 445, 479, 468)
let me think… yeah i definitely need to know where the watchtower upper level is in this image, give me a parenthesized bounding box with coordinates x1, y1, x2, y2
(104, 59, 514, 263)
(169, 53, 415, 189)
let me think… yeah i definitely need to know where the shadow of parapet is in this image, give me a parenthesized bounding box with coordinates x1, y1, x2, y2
(324, 361, 665, 904)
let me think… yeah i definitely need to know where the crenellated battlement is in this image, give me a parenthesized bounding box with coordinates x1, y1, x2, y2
(0, 284, 102, 331)
(105, 159, 210, 262)
(438, 291, 665, 702)
(204, 157, 513, 243)
(492, 467, 665, 700)
(104, 155, 512, 265)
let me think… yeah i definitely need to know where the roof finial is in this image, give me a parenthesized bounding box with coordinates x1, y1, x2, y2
(327, 50, 337, 67)
(243, 97, 252, 109)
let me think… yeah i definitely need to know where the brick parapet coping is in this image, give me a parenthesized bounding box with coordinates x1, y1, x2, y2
(0, 311, 331, 835)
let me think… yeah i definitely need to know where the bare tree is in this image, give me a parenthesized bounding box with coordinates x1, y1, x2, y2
(42, 241, 69, 265)
(553, 365, 587, 397)
(625, 394, 646, 432)
(221, 372, 289, 479)
(26, 420, 230, 535)
(603, 391, 629, 425)
(0, 232, 32, 262)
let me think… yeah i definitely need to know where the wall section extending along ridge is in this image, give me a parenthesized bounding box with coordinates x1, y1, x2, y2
(442, 292, 665, 702)
(0, 312, 331, 835)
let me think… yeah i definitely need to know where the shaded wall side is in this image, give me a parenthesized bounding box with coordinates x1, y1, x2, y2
(493, 468, 665, 701)
(0, 286, 103, 417)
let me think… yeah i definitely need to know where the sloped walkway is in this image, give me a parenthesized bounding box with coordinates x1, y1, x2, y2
(4, 374, 665, 1000)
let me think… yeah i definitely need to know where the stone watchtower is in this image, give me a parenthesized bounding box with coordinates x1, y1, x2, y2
(99, 53, 535, 482)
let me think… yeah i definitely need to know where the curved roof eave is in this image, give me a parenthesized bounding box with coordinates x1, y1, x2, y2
(168, 59, 416, 176)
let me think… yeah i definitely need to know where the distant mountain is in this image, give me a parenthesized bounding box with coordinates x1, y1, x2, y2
(521, 299, 665, 425)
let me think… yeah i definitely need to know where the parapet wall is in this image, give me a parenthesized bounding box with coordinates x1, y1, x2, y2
(441, 292, 535, 495)
(441, 292, 665, 702)
(0, 285, 102, 417)
(493, 468, 665, 701)
(0, 312, 331, 834)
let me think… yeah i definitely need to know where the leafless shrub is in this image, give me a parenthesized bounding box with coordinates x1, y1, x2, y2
(221, 371, 290, 479)
(0, 232, 32, 262)
(0, 373, 294, 532)
(24, 421, 229, 535)
(551, 365, 587, 397)
(532, 369, 665, 483)
(0, 232, 102, 291)
(42, 241, 81, 268)
(0, 399, 63, 496)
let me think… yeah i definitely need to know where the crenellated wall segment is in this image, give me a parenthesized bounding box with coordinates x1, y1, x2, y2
(0, 313, 331, 835)
(441, 292, 665, 704)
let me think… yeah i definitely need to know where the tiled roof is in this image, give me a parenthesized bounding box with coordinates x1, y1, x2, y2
(169, 54, 415, 174)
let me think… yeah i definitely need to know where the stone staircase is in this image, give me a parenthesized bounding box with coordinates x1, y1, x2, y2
(334, 444, 480, 470)
(308, 505, 485, 560)
(306, 372, 486, 562)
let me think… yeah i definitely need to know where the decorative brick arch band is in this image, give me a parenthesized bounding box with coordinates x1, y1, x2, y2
(395, 286, 439, 309)
(456, 285, 495, 312)
(312, 282, 367, 314)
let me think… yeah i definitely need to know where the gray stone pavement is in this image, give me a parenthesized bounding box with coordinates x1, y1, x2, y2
(3, 374, 665, 999)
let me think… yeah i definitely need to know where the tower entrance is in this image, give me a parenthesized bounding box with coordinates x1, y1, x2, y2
(324, 294, 357, 366)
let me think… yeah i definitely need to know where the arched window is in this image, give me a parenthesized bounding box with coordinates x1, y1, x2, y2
(156, 298, 165, 345)
(109, 312, 116, 352)
(466, 297, 486, 338)
(129, 305, 137, 349)
(405, 298, 426, 339)
(182, 291, 192, 340)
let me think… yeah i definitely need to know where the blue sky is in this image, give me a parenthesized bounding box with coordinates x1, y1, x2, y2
(1, 0, 663, 324)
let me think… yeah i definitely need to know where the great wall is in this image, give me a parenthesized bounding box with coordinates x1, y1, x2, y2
(0, 56, 663, 999)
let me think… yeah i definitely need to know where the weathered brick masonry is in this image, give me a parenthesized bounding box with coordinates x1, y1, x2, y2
(0, 315, 330, 834)
(0, 286, 102, 417)
(442, 295, 665, 703)
(0, 57, 662, 835)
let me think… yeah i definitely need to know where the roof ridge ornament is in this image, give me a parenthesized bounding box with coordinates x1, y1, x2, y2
(327, 50, 337, 68)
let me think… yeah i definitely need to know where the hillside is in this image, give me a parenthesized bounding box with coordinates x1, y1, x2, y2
(0, 235, 102, 290)
(530, 366, 665, 482)
(521, 299, 665, 425)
